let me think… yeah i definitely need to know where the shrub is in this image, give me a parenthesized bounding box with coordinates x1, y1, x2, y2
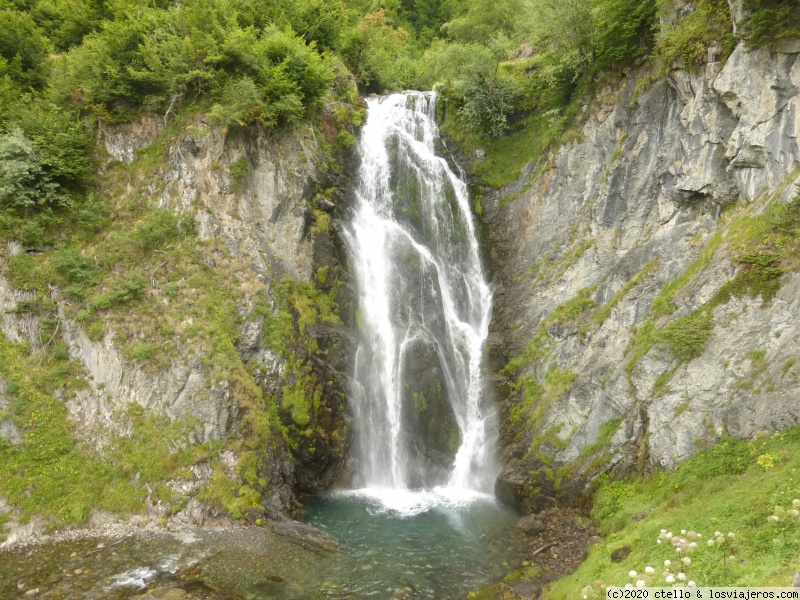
(0, 129, 71, 210)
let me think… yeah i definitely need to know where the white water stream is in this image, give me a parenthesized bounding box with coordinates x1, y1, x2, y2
(344, 92, 497, 513)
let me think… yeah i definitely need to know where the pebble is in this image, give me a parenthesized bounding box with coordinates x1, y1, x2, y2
(73, 568, 83, 575)
(24, 588, 40, 597)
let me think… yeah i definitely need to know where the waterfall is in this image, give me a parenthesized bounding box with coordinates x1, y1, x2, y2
(343, 91, 497, 510)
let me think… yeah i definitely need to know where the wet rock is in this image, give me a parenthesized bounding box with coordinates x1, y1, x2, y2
(517, 515, 546, 536)
(390, 583, 416, 599)
(244, 507, 265, 525)
(509, 579, 540, 598)
(270, 520, 339, 552)
(611, 546, 632, 562)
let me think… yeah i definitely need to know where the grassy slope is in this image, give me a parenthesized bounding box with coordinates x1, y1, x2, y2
(548, 428, 800, 598)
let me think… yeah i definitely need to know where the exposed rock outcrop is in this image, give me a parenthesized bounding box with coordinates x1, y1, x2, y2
(487, 42, 800, 512)
(0, 107, 358, 527)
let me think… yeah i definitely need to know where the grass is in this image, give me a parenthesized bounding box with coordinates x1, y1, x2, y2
(0, 334, 142, 525)
(546, 427, 800, 598)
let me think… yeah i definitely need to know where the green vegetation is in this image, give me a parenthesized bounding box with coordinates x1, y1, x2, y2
(547, 428, 800, 598)
(656, 0, 736, 69)
(740, 0, 800, 48)
(626, 190, 800, 389)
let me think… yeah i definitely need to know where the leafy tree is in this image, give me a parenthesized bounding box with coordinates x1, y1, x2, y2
(441, 0, 525, 44)
(340, 8, 413, 92)
(29, 0, 110, 50)
(458, 74, 518, 136)
(0, 8, 51, 87)
(0, 129, 70, 210)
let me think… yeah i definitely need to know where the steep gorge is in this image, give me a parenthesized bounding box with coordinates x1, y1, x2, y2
(2, 3, 800, 596)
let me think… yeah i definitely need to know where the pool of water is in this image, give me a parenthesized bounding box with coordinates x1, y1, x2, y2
(0, 491, 525, 599)
(303, 488, 526, 599)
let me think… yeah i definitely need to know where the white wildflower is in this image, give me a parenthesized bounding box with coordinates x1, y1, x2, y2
(625, 583, 634, 590)
(688, 582, 697, 587)
(678, 573, 686, 581)
(707, 539, 715, 546)
(666, 532, 673, 539)
(645, 567, 655, 575)
(666, 575, 676, 584)
(629, 571, 637, 578)
(793, 499, 800, 508)
(664, 560, 672, 567)
(681, 530, 687, 534)
(727, 532, 735, 538)
(682, 557, 691, 565)
(657, 539, 662, 544)
(636, 580, 646, 588)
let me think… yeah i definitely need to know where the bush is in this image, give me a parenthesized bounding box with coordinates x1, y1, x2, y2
(656, 0, 736, 68)
(340, 9, 413, 93)
(458, 75, 519, 137)
(0, 129, 71, 210)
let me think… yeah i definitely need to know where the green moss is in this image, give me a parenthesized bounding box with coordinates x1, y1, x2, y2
(626, 191, 800, 386)
(229, 156, 251, 193)
(310, 209, 331, 234)
(412, 391, 428, 412)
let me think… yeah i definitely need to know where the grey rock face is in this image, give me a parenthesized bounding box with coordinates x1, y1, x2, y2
(486, 43, 800, 510)
(0, 112, 355, 518)
(98, 114, 164, 165)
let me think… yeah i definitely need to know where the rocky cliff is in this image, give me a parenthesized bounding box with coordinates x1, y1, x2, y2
(487, 38, 800, 513)
(0, 103, 361, 540)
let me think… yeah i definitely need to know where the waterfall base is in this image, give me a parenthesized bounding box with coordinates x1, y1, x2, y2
(304, 493, 526, 598)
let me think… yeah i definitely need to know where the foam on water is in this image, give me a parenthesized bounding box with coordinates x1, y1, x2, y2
(335, 486, 497, 517)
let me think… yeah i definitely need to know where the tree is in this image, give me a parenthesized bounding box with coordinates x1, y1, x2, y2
(340, 9, 412, 92)
(0, 129, 70, 210)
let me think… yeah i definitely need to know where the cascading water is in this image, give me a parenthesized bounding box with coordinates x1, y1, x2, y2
(343, 91, 497, 511)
